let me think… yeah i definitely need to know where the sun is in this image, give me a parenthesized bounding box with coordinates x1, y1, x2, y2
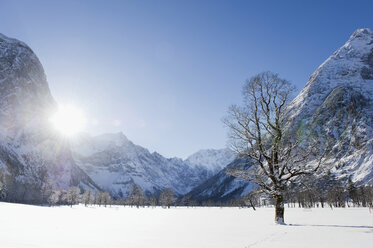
(50, 104, 86, 136)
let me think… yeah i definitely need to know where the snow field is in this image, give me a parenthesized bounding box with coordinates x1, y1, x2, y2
(0, 203, 372, 248)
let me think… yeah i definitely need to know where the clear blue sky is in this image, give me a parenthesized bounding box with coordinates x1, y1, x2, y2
(0, 0, 371, 158)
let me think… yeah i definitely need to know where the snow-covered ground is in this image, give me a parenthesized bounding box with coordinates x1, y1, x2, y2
(0, 203, 372, 248)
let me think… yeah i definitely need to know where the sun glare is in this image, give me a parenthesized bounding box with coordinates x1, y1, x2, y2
(50, 104, 86, 136)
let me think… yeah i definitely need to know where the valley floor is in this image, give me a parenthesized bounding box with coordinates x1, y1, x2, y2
(0, 203, 372, 248)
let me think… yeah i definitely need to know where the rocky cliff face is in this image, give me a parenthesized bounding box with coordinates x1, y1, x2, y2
(286, 28, 373, 184)
(0, 33, 97, 202)
(187, 29, 373, 202)
(71, 133, 235, 197)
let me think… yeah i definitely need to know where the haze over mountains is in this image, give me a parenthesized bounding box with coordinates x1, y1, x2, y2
(0, 33, 98, 202)
(70, 132, 234, 197)
(0, 32, 235, 203)
(0, 29, 372, 203)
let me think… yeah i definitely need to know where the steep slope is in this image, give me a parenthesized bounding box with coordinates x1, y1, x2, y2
(285, 28, 373, 184)
(184, 158, 255, 203)
(71, 133, 235, 197)
(187, 28, 373, 202)
(0, 33, 98, 202)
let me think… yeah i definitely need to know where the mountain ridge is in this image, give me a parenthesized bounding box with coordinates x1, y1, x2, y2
(71, 132, 235, 197)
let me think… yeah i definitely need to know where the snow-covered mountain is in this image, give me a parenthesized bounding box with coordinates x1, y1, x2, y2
(285, 28, 373, 184)
(184, 158, 255, 202)
(187, 28, 373, 202)
(71, 133, 235, 197)
(0, 32, 235, 201)
(185, 149, 235, 173)
(4, 28, 371, 204)
(0, 33, 98, 202)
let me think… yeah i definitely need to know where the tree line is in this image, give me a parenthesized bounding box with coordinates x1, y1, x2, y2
(209, 178, 373, 209)
(1, 175, 372, 209)
(0, 181, 178, 208)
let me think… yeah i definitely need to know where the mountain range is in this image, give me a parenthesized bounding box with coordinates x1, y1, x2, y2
(70, 132, 234, 197)
(0, 28, 372, 203)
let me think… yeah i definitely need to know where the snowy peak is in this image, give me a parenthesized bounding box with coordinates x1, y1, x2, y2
(287, 28, 373, 122)
(72, 132, 132, 157)
(185, 149, 235, 172)
(346, 28, 372, 47)
(285, 28, 373, 184)
(94, 132, 130, 145)
(71, 133, 235, 197)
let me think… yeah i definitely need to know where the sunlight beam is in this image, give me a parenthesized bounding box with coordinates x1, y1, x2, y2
(50, 104, 86, 136)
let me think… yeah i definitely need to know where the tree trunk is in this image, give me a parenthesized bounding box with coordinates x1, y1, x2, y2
(249, 198, 256, 211)
(274, 194, 285, 224)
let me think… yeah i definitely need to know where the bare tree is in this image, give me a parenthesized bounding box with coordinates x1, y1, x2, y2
(66, 186, 81, 207)
(41, 179, 54, 204)
(101, 191, 112, 207)
(244, 191, 259, 210)
(48, 190, 61, 206)
(82, 189, 94, 207)
(224, 71, 323, 224)
(0, 180, 6, 201)
(159, 188, 175, 208)
(128, 185, 145, 208)
(148, 195, 157, 208)
(95, 191, 103, 206)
